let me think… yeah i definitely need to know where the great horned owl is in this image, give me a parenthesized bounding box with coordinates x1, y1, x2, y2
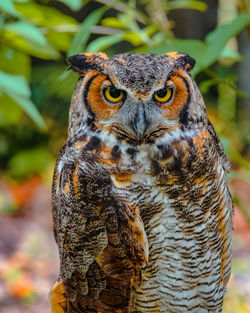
(50, 52, 233, 313)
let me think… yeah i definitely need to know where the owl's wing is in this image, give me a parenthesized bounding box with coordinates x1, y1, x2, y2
(51, 147, 148, 312)
(207, 120, 231, 173)
(207, 120, 234, 288)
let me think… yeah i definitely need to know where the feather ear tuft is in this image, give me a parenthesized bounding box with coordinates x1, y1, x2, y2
(165, 52, 196, 72)
(68, 52, 109, 74)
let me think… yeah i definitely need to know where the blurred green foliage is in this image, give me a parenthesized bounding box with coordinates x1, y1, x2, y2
(0, 0, 249, 187)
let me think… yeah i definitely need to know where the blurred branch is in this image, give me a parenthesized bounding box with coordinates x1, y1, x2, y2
(144, 0, 174, 36)
(237, 0, 250, 36)
(41, 25, 122, 35)
(41, 25, 78, 33)
(92, 25, 122, 35)
(204, 68, 250, 100)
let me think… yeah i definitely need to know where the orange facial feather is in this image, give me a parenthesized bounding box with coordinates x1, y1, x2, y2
(87, 75, 122, 121)
(165, 51, 183, 60)
(161, 70, 189, 120)
(83, 52, 109, 60)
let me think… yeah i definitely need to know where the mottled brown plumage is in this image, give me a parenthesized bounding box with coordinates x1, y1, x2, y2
(50, 52, 233, 313)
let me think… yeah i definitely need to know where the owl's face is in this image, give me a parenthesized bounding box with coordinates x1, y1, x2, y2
(68, 52, 205, 143)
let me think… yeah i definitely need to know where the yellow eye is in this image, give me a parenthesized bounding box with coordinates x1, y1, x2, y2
(103, 87, 125, 103)
(154, 88, 173, 103)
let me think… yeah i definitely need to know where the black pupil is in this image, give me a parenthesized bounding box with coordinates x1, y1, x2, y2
(109, 87, 121, 98)
(157, 88, 167, 98)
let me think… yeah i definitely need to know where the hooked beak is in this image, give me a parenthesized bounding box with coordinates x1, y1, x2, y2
(132, 103, 148, 140)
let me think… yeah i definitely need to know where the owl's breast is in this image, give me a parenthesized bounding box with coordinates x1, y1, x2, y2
(63, 129, 231, 312)
(64, 130, 157, 195)
(88, 133, 158, 188)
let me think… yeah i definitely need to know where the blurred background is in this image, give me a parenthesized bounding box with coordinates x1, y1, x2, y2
(0, 0, 249, 312)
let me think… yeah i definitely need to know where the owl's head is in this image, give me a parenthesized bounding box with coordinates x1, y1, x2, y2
(68, 52, 206, 143)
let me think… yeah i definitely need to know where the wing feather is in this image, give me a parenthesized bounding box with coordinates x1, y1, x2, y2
(51, 148, 148, 312)
(207, 120, 231, 173)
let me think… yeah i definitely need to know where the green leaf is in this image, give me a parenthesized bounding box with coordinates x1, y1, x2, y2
(165, 0, 207, 12)
(87, 34, 123, 52)
(0, 16, 5, 29)
(2, 22, 59, 59)
(219, 136, 231, 156)
(204, 13, 250, 67)
(15, 1, 78, 27)
(145, 39, 207, 75)
(0, 0, 19, 17)
(218, 83, 236, 123)
(0, 93, 22, 126)
(0, 48, 31, 80)
(10, 93, 46, 130)
(124, 31, 145, 45)
(46, 32, 72, 52)
(229, 147, 250, 170)
(146, 39, 206, 57)
(8, 147, 54, 177)
(68, 6, 107, 56)
(7, 38, 59, 60)
(4, 21, 51, 47)
(144, 24, 158, 37)
(101, 17, 126, 29)
(0, 71, 30, 97)
(199, 79, 217, 94)
(0, 72, 46, 129)
(59, 0, 83, 11)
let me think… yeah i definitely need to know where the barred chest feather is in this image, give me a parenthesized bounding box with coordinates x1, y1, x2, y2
(58, 125, 232, 313)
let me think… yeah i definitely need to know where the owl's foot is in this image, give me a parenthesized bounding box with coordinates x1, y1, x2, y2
(50, 281, 68, 313)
